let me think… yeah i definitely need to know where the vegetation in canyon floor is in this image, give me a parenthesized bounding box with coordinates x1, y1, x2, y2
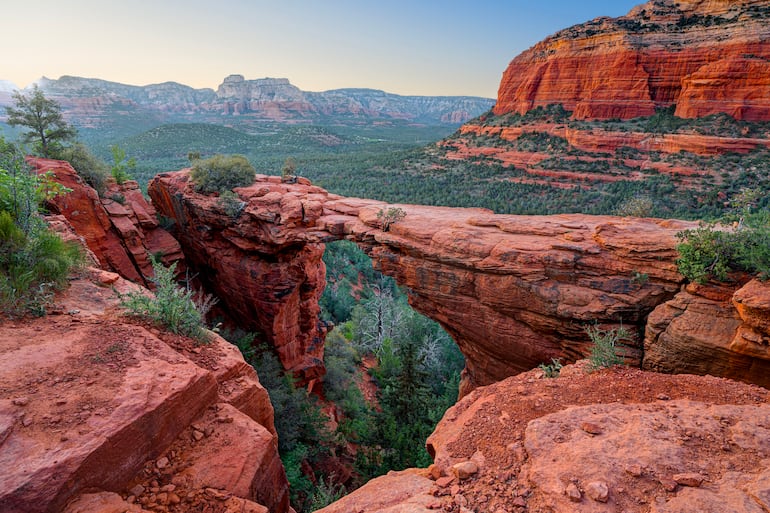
(585, 324, 632, 371)
(223, 240, 463, 512)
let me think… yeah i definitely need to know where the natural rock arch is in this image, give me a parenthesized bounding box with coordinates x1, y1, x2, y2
(149, 171, 770, 394)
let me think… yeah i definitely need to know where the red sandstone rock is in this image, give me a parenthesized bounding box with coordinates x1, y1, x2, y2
(733, 279, 770, 335)
(494, 0, 770, 121)
(316, 364, 770, 512)
(448, 121, 770, 196)
(0, 275, 286, 513)
(28, 158, 185, 286)
(174, 404, 288, 512)
(151, 171, 770, 396)
(149, 171, 329, 382)
(418, 363, 770, 513)
(677, 57, 770, 122)
(29, 157, 144, 283)
(151, 171, 709, 393)
(63, 492, 152, 513)
(313, 469, 436, 513)
(644, 278, 770, 388)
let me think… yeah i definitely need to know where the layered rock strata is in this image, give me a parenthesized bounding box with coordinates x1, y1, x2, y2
(148, 172, 329, 383)
(150, 171, 709, 392)
(16, 74, 493, 127)
(494, 0, 770, 121)
(644, 278, 770, 387)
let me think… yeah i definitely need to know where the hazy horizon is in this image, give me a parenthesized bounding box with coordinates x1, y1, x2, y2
(3, 0, 640, 98)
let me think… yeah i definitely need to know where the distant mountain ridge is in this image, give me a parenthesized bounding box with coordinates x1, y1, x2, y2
(0, 74, 494, 130)
(0, 80, 17, 93)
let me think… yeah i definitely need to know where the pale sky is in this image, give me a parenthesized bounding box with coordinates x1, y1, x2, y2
(2, 0, 641, 98)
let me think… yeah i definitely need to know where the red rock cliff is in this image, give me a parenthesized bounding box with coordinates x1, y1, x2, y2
(28, 158, 185, 287)
(148, 171, 330, 384)
(494, 0, 770, 121)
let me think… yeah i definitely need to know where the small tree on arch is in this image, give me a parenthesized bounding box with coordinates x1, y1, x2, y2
(377, 207, 406, 232)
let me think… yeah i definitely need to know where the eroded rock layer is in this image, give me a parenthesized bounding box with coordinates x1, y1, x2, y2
(149, 171, 712, 392)
(644, 279, 770, 387)
(0, 271, 288, 513)
(494, 0, 770, 121)
(148, 172, 330, 383)
(28, 158, 185, 287)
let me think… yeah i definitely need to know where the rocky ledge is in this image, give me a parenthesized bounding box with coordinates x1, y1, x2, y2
(318, 361, 770, 513)
(0, 270, 290, 513)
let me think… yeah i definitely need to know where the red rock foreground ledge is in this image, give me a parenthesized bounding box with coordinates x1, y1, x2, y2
(0, 271, 289, 513)
(318, 362, 770, 513)
(147, 170, 717, 393)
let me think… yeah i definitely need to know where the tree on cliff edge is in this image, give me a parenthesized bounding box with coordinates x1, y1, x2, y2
(5, 85, 76, 158)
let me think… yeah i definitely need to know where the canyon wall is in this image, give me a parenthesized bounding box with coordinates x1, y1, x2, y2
(494, 0, 770, 121)
(438, 0, 770, 198)
(149, 171, 770, 394)
(29, 158, 185, 288)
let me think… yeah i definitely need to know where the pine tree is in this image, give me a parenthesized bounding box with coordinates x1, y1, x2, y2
(5, 85, 76, 158)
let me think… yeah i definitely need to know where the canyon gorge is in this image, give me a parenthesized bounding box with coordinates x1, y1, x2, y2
(2, 0, 770, 511)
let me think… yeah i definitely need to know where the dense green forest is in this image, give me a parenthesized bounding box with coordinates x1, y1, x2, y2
(68, 104, 770, 222)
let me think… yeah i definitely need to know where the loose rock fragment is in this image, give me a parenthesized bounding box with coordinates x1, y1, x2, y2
(565, 482, 582, 502)
(452, 461, 479, 480)
(585, 481, 609, 503)
(673, 473, 704, 487)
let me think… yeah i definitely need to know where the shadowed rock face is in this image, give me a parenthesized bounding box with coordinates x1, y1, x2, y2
(644, 279, 770, 385)
(494, 0, 770, 121)
(149, 170, 742, 394)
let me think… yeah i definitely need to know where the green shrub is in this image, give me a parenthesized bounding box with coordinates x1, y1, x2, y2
(216, 190, 245, 218)
(376, 207, 406, 232)
(631, 270, 649, 287)
(0, 212, 83, 316)
(585, 325, 630, 371)
(54, 143, 110, 195)
(307, 476, 346, 511)
(110, 145, 135, 185)
(0, 145, 82, 317)
(676, 210, 770, 283)
(190, 154, 255, 193)
(616, 196, 654, 217)
(538, 358, 563, 378)
(120, 260, 216, 342)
